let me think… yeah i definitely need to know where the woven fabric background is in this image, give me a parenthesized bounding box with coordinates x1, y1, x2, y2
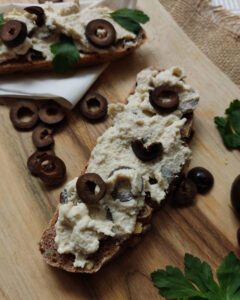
(160, 0, 240, 88)
(212, 0, 240, 14)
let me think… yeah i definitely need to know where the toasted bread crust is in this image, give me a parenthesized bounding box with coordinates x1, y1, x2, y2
(39, 105, 195, 274)
(0, 32, 146, 75)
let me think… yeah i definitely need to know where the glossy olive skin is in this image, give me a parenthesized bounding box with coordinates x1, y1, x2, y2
(187, 167, 214, 194)
(231, 175, 240, 215)
(172, 178, 197, 208)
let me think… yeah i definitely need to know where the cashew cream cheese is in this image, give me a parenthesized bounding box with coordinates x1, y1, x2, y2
(55, 67, 199, 269)
(0, 2, 138, 64)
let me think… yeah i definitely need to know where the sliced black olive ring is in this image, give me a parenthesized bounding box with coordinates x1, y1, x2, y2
(76, 173, 107, 205)
(24, 6, 45, 27)
(79, 92, 108, 121)
(39, 101, 66, 125)
(150, 85, 180, 113)
(10, 101, 39, 131)
(27, 150, 55, 176)
(0, 20, 28, 48)
(32, 125, 54, 149)
(131, 140, 163, 162)
(36, 155, 66, 186)
(85, 19, 116, 48)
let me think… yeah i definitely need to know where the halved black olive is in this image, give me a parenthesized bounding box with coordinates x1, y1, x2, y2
(131, 140, 163, 162)
(0, 20, 27, 48)
(32, 125, 54, 149)
(187, 167, 214, 194)
(172, 178, 197, 208)
(79, 92, 108, 121)
(76, 173, 106, 204)
(36, 154, 66, 186)
(150, 86, 180, 113)
(85, 19, 116, 48)
(27, 150, 55, 176)
(24, 6, 45, 27)
(39, 101, 66, 125)
(10, 101, 39, 131)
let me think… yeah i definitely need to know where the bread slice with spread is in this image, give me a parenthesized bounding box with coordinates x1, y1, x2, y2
(39, 67, 199, 273)
(0, 2, 147, 74)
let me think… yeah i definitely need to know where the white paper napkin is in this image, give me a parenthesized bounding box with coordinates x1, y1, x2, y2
(0, 0, 137, 108)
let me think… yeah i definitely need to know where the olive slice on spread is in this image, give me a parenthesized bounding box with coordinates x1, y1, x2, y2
(32, 125, 54, 149)
(131, 140, 163, 162)
(27, 150, 55, 176)
(137, 204, 153, 224)
(24, 6, 45, 27)
(10, 101, 39, 131)
(150, 86, 180, 113)
(79, 92, 108, 121)
(0, 20, 27, 48)
(85, 19, 116, 48)
(172, 178, 197, 208)
(39, 101, 66, 125)
(187, 167, 214, 194)
(36, 155, 66, 186)
(76, 173, 106, 205)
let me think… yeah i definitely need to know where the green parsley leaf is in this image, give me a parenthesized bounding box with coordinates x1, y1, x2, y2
(151, 252, 240, 300)
(214, 99, 240, 149)
(50, 36, 80, 73)
(110, 9, 149, 34)
(0, 14, 5, 27)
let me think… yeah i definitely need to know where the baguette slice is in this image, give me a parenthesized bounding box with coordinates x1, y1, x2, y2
(39, 68, 198, 273)
(0, 31, 146, 75)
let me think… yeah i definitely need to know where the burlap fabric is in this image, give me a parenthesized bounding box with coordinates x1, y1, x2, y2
(160, 0, 240, 87)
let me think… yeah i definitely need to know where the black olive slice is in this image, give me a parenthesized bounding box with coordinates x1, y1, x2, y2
(39, 101, 66, 125)
(76, 173, 106, 205)
(0, 20, 27, 48)
(79, 92, 108, 121)
(24, 6, 45, 27)
(172, 178, 197, 208)
(85, 19, 116, 48)
(32, 125, 54, 149)
(36, 155, 66, 186)
(131, 140, 163, 162)
(27, 150, 55, 176)
(150, 86, 180, 113)
(10, 101, 39, 131)
(187, 167, 214, 194)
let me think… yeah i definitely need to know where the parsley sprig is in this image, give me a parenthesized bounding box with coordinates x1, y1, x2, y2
(151, 252, 240, 299)
(215, 99, 240, 149)
(50, 36, 80, 73)
(110, 9, 149, 34)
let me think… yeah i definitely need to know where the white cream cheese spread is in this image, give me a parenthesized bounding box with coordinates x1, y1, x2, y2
(55, 67, 199, 268)
(0, 2, 138, 64)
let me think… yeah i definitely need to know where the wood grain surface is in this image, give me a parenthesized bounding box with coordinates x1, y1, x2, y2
(0, 1, 240, 299)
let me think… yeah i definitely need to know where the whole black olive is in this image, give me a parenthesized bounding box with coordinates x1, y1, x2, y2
(231, 175, 240, 215)
(187, 167, 214, 194)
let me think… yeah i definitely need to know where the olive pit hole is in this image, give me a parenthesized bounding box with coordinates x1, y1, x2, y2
(17, 107, 34, 123)
(87, 98, 101, 112)
(47, 107, 58, 116)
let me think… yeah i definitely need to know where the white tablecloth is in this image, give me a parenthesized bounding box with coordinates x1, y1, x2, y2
(212, 0, 240, 14)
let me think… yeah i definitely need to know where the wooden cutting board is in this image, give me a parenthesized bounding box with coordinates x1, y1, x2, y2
(0, 1, 240, 299)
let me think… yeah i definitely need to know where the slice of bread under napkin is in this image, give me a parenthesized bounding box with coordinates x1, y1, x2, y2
(39, 67, 199, 273)
(0, 4, 146, 74)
